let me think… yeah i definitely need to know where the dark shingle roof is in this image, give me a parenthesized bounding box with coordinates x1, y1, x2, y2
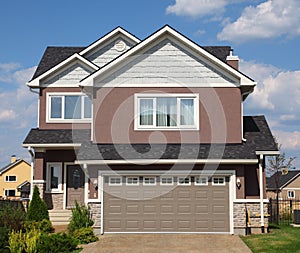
(31, 46, 85, 80)
(267, 170, 300, 189)
(202, 46, 231, 63)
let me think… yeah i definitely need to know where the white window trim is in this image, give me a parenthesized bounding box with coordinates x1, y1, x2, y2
(4, 189, 16, 197)
(287, 190, 295, 199)
(109, 176, 122, 186)
(195, 176, 208, 186)
(46, 92, 92, 123)
(212, 177, 226, 186)
(46, 162, 63, 193)
(160, 176, 174, 185)
(126, 176, 139, 186)
(143, 176, 156, 186)
(5, 175, 17, 182)
(134, 93, 199, 131)
(177, 176, 191, 185)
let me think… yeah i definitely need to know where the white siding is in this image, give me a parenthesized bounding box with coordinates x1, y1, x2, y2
(42, 63, 93, 86)
(97, 39, 238, 86)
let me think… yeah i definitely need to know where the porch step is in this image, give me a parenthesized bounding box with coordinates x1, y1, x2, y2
(48, 209, 72, 226)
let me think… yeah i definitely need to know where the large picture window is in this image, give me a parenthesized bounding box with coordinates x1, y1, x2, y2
(47, 163, 62, 192)
(48, 93, 92, 122)
(135, 94, 199, 130)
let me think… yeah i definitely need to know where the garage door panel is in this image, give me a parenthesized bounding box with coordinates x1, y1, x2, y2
(104, 175, 230, 233)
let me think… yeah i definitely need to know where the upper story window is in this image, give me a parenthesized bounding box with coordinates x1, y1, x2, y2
(47, 93, 92, 122)
(135, 94, 199, 130)
(5, 175, 17, 182)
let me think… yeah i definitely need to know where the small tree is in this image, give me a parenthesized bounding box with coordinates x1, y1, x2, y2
(26, 186, 49, 222)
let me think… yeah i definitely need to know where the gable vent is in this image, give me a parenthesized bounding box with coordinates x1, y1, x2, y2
(114, 40, 126, 52)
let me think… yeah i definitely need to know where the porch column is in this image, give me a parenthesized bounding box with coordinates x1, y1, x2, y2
(259, 154, 265, 233)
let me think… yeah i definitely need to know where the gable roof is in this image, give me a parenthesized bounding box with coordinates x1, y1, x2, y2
(267, 170, 300, 190)
(0, 159, 30, 175)
(80, 25, 255, 89)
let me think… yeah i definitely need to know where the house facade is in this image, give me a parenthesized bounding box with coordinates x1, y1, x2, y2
(23, 26, 278, 235)
(0, 156, 31, 199)
(267, 170, 300, 199)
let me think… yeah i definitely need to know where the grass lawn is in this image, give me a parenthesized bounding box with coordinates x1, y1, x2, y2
(241, 224, 300, 253)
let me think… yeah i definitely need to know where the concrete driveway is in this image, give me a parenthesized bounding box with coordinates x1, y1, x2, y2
(80, 234, 252, 253)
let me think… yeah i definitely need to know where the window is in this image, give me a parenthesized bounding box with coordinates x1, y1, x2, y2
(126, 177, 139, 185)
(195, 177, 208, 186)
(160, 177, 173, 185)
(48, 93, 92, 122)
(212, 177, 225, 186)
(5, 175, 17, 182)
(5, 189, 16, 197)
(143, 177, 156, 185)
(178, 177, 191, 185)
(288, 190, 295, 199)
(135, 94, 198, 130)
(47, 163, 62, 192)
(109, 177, 122, 186)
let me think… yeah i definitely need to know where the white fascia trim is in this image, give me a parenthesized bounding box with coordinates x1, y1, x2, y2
(22, 143, 81, 148)
(79, 27, 140, 56)
(32, 179, 46, 183)
(256, 151, 280, 155)
(75, 159, 258, 165)
(234, 199, 269, 203)
(27, 53, 99, 88)
(80, 25, 255, 88)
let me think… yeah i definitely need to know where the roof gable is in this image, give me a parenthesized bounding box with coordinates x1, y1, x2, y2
(0, 159, 30, 175)
(80, 25, 256, 89)
(267, 170, 300, 189)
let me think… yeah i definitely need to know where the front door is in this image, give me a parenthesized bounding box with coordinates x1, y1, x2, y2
(66, 165, 85, 208)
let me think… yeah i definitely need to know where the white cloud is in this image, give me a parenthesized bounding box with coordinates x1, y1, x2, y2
(166, 0, 228, 17)
(218, 0, 300, 42)
(0, 109, 16, 121)
(273, 130, 300, 150)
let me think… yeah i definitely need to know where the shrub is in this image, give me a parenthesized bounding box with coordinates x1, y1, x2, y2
(8, 230, 25, 253)
(0, 227, 10, 253)
(36, 232, 78, 253)
(68, 201, 94, 234)
(26, 186, 49, 222)
(8, 229, 41, 253)
(72, 227, 98, 244)
(0, 204, 26, 231)
(23, 219, 53, 234)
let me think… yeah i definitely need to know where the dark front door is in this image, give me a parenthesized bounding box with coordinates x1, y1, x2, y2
(66, 165, 85, 208)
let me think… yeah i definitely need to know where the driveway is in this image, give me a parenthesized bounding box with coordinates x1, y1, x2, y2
(80, 234, 252, 253)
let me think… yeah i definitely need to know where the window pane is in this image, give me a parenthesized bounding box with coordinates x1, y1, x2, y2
(84, 96, 92, 119)
(65, 96, 81, 119)
(156, 97, 177, 127)
(50, 97, 62, 118)
(180, 99, 194, 125)
(50, 166, 60, 189)
(140, 99, 153, 125)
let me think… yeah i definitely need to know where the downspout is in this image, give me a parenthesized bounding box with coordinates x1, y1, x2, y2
(259, 154, 265, 233)
(28, 146, 35, 200)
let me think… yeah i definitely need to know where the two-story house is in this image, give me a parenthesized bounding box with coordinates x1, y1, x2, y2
(23, 25, 278, 235)
(0, 155, 31, 199)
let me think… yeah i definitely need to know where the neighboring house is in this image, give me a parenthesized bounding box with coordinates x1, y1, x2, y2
(0, 155, 31, 199)
(267, 170, 300, 199)
(23, 25, 278, 235)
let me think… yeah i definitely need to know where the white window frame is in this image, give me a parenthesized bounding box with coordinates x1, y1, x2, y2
(126, 176, 139, 186)
(212, 177, 226, 186)
(109, 177, 122, 186)
(4, 189, 16, 197)
(195, 176, 208, 186)
(287, 190, 295, 199)
(134, 93, 199, 131)
(160, 177, 174, 185)
(5, 175, 17, 182)
(46, 163, 63, 193)
(47, 92, 92, 123)
(177, 177, 191, 185)
(143, 176, 156, 186)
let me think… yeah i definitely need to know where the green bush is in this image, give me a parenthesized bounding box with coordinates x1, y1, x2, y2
(68, 201, 94, 234)
(36, 232, 78, 253)
(72, 227, 98, 244)
(8, 229, 41, 253)
(23, 219, 53, 234)
(0, 204, 26, 231)
(8, 230, 25, 253)
(26, 186, 49, 222)
(0, 227, 10, 253)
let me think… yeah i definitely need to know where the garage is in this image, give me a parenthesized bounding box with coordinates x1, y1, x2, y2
(103, 174, 230, 233)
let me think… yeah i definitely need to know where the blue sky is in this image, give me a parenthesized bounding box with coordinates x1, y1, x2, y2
(0, 0, 299, 168)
